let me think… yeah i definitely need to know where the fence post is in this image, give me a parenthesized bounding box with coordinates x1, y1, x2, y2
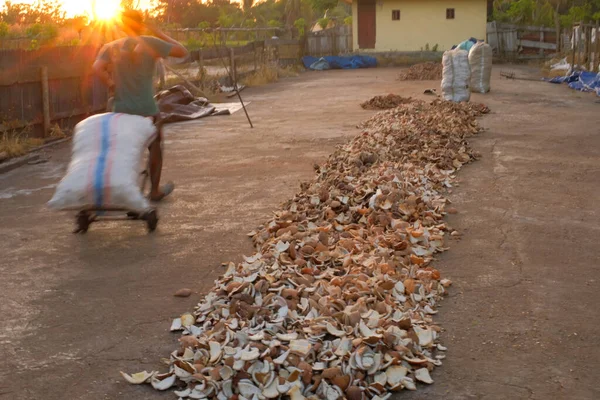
(229, 47, 236, 87)
(571, 25, 576, 71)
(555, 12, 561, 53)
(594, 21, 600, 72)
(40, 66, 50, 138)
(199, 49, 204, 90)
(493, 21, 501, 57)
(587, 25, 593, 69)
(539, 27, 544, 57)
(253, 42, 257, 72)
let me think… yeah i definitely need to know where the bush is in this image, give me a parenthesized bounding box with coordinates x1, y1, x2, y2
(344, 16, 352, 26)
(198, 21, 210, 29)
(294, 18, 306, 37)
(0, 22, 8, 38)
(25, 23, 58, 42)
(186, 37, 204, 49)
(317, 17, 330, 30)
(267, 19, 281, 28)
(27, 39, 40, 51)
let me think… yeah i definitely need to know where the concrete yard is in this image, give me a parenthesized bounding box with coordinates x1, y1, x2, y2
(0, 67, 599, 400)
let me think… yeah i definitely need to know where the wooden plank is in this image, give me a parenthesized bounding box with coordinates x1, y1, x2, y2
(519, 40, 556, 50)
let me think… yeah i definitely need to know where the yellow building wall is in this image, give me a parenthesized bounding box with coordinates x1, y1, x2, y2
(353, 0, 487, 52)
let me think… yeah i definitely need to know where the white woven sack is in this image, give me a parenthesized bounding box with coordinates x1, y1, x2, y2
(441, 49, 471, 102)
(469, 42, 492, 93)
(48, 113, 157, 212)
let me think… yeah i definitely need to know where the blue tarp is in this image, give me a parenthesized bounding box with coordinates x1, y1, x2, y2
(302, 55, 378, 70)
(547, 71, 600, 96)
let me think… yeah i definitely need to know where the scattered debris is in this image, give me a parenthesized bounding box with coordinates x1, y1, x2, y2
(397, 62, 443, 81)
(124, 99, 490, 399)
(361, 94, 415, 110)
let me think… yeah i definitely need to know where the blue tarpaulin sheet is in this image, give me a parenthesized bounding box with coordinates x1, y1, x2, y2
(302, 55, 377, 70)
(547, 71, 600, 96)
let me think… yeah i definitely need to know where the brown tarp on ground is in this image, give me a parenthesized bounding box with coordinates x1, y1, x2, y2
(154, 85, 234, 123)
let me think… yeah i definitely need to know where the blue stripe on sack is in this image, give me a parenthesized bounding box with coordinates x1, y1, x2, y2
(94, 114, 112, 207)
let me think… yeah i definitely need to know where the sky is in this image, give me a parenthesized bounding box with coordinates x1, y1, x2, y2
(12, 0, 155, 18)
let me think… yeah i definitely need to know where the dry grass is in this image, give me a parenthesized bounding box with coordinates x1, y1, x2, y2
(0, 127, 43, 159)
(242, 64, 280, 86)
(241, 64, 302, 87)
(0, 122, 69, 161)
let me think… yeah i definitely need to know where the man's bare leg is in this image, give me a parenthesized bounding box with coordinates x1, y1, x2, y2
(148, 120, 174, 201)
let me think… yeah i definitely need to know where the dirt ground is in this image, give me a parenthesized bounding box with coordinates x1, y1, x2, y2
(0, 67, 599, 400)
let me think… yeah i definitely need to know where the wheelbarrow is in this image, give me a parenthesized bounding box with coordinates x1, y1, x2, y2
(73, 160, 159, 234)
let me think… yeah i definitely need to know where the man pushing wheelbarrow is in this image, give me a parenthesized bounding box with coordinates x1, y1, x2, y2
(93, 10, 188, 202)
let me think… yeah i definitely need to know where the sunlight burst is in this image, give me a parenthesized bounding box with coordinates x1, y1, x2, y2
(93, 0, 121, 21)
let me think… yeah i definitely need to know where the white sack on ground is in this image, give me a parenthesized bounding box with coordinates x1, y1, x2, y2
(469, 42, 493, 93)
(48, 113, 157, 213)
(441, 49, 471, 102)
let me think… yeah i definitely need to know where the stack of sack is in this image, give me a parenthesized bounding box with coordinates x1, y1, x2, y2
(48, 113, 157, 213)
(441, 41, 494, 102)
(441, 49, 471, 102)
(468, 42, 493, 93)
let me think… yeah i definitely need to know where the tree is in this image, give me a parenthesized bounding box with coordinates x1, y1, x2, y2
(0, 0, 65, 24)
(309, 0, 337, 15)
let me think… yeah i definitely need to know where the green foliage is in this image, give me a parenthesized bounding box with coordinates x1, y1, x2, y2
(1, 0, 64, 24)
(198, 21, 211, 29)
(294, 17, 306, 36)
(27, 39, 40, 51)
(493, 0, 600, 28)
(25, 23, 58, 42)
(218, 12, 236, 28)
(268, 19, 281, 28)
(343, 16, 352, 25)
(560, 5, 591, 26)
(186, 37, 204, 49)
(328, 4, 350, 20)
(309, 0, 338, 15)
(0, 21, 8, 38)
(317, 17, 330, 30)
(493, 0, 555, 27)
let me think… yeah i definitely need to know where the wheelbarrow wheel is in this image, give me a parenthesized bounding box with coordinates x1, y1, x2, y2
(146, 210, 158, 232)
(74, 211, 91, 234)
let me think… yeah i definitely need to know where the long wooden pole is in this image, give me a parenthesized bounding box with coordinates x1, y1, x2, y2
(163, 63, 207, 98)
(40, 66, 50, 137)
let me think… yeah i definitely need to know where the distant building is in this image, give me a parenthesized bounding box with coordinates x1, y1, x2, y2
(350, 0, 487, 52)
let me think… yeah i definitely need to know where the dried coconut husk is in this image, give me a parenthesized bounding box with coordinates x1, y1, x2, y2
(361, 94, 415, 110)
(397, 62, 443, 81)
(124, 99, 490, 399)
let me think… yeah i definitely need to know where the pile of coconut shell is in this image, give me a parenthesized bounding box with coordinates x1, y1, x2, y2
(121, 99, 490, 399)
(397, 62, 443, 81)
(360, 94, 415, 110)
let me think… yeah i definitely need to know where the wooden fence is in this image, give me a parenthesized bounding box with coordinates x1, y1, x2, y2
(306, 25, 352, 57)
(0, 26, 359, 137)
(570, 23, 600, 72)
(0, 40, 297, 137)
(165, 27, 285, 45)
(0, 46, 108, 137)
(486, 21, 567, 60)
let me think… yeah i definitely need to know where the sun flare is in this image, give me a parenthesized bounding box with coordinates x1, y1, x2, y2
(92, 0, 121, 21)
